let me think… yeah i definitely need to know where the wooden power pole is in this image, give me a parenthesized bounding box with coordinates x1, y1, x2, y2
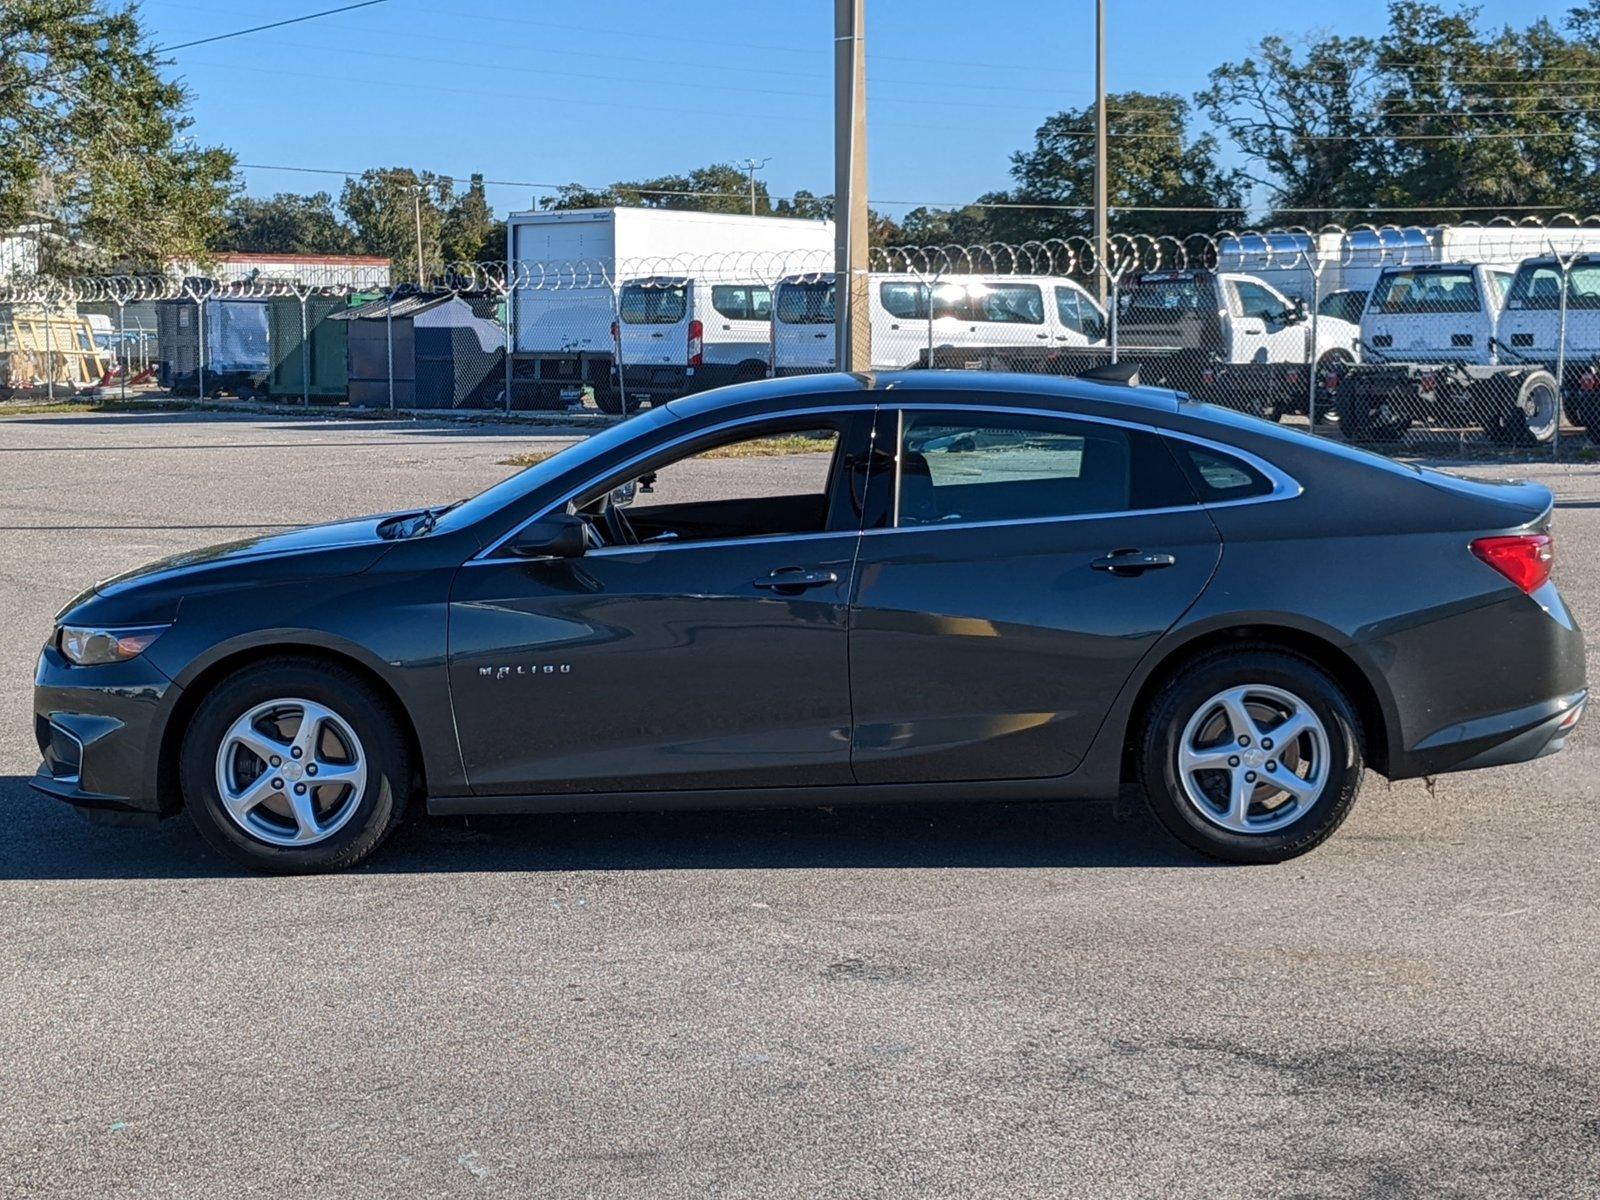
(1093, 0, 1108, 304)
(834, 0, 870, 374)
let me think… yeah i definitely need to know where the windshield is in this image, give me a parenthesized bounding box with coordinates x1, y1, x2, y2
(1123, 277, 1208, 323)
(1505, 262, 1600, 311)
(431, 405, 682, 537)
(1369, 269, 1480, 315)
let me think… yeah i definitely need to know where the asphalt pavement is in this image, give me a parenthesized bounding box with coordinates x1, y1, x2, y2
(1, 409, 1596, 1199)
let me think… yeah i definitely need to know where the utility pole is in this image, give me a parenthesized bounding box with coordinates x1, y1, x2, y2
(412, 185, 429, 289)
(834, 0, 870, 374)
(739, 157, 771, 215)
(1093, 0, 1108, 305)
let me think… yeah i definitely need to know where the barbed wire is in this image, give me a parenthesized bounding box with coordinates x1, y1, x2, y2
(8, 215, 1600, 306)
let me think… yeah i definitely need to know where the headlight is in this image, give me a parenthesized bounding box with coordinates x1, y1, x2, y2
(58, 624, 169, 666)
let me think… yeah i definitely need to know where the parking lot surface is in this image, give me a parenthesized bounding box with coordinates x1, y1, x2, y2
(1, 410, 1597, 1198)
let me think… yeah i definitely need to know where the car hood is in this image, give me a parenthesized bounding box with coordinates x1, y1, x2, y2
(89, 514, 402, 603)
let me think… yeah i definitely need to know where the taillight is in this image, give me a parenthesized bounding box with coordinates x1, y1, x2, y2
(1471, 533, 1553, 594)
(1285, 368, 1302, 387)
(1581, 369, 1600, 393)
(1419, 372, 1437, 393)
(687, 319, 703, 367)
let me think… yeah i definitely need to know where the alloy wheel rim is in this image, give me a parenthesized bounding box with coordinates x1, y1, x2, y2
(1176, 684, 1330, 835)
(213, 698, 368, 847)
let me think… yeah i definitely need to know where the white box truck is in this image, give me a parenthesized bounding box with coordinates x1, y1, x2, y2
(507, 207, 832, 410)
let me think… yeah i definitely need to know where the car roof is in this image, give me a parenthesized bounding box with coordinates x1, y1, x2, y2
(666, 370, 1184, 420)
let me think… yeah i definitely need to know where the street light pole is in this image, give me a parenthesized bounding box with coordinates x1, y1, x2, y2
(834, 0, 870, 374)
(1094, 0, 1108, 305)
(739, 157, 772, 216)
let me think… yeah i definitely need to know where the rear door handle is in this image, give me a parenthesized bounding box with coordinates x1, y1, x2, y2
(1091, 549, 1177, 576)
(753, 567, 838, 592)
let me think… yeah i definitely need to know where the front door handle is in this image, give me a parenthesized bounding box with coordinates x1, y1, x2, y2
(753, 567, 838, 592)
(1091, 549, 1177, 576)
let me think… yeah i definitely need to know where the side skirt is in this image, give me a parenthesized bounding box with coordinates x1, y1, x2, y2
(427, 773, 1115, 817)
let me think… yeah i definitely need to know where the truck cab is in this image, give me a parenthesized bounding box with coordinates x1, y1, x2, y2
(1358, 262, 1513, 365)
(1496, 254, 1600, 440)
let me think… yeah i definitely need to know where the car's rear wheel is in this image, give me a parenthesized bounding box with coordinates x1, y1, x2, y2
(1139, 649, 1364, 864)
(180, 658, 411, 873)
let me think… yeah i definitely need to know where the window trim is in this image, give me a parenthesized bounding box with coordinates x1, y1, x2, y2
(871, 401, 1300, 537)
(470, 404, 878, 562)
(469, 400, 1301, 560)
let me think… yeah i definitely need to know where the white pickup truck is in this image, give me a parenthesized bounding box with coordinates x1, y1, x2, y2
(1494, 253, 1600, 443)
(957, 269, 1360, 421)
(1334, 262, 1561, 445)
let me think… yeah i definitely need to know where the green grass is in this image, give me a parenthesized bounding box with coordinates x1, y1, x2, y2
(0, 398, 181, 418)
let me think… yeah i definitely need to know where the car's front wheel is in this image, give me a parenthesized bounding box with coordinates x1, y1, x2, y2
(180, 658, 412, 873)
(1138, 649, 1364, 864)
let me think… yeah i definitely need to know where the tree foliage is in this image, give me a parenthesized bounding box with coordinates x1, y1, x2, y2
(222, 192, 356, 255)
(1200, 1, 1600, 222)
(894, 93, 1243, 246)
(0, 0, 235, 270)
(339, 168, 451, 283)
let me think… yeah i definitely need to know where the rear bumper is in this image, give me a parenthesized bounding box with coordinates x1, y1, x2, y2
(1394, 688, 1586, 778)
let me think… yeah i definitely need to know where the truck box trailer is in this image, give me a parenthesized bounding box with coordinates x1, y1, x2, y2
(506, 207, 832, 410)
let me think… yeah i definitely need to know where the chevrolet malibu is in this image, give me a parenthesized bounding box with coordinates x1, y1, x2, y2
(33, 372, 1586, 872)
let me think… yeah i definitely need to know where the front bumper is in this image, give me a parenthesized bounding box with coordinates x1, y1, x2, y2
(31, 642, 181, 819)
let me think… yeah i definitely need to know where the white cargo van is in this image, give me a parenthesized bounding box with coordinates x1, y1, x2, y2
(770, 272, 1106, 375)
(613, 275, 773, 404)
(506, 207, 832, 410)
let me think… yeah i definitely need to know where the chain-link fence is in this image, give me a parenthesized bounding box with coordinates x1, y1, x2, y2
(7, 216, 1600, 459)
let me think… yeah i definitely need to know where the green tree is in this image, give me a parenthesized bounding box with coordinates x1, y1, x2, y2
(0, 0, 236, 271)
(895, 94, 1241, 246)
(340, 168, 448, 283)
(441, 173, 502, 263)
(546, 162, 768, 214)
(1201, 2, 1600, 222)
(222, 191, 356, 254)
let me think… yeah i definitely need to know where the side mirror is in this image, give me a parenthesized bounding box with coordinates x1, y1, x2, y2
(609, 479, 638, 508)
(1289, 299, 1307, 324)
(508, 513, 588, 559)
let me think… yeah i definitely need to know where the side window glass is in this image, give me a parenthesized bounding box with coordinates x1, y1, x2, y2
(1172, 442, 1275, 502)
(711, 285, 772, 321)
(897, 412, 1131, 526)
(972, 284, 1044, 325)
(575, 425, 844, 547)
(879, 281, 929, 320)
(1233, 281, 1282, 322)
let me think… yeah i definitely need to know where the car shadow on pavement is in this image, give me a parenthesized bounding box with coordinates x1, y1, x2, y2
(0, 776, 1215, 879)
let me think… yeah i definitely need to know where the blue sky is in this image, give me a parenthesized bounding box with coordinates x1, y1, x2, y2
(144, 0, 1582, 220)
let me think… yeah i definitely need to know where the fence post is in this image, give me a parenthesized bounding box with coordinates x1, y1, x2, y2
(1108, 273, 1120, 365)
(43, 298, 55, 403)
(196, 294, 207, 401)
(1556, 259, 1570, 461)
(1306, 253, 1324, 429)
(117, 297, 128, 401)
(300, 291, 311, 407)
(386, 291, 395, 412)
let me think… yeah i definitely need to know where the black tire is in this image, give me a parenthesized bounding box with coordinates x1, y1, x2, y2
(180, 657, 412, 873)
(1138, 648, 1365, 865)
(591, 383, 626, 414)
(1487, 370, 1559, 447)
(1313, 350, 1354, 423)
(1336, 387, 1411, 443)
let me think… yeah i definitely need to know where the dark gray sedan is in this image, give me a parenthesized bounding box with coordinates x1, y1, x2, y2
(32, 372, 1586, 872)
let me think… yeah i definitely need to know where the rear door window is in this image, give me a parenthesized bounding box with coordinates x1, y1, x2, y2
(775, 280, 834, 325)
(879, 281, 929, 320)
(620, 282, 688, 325)
(970, 283, 1044, 325)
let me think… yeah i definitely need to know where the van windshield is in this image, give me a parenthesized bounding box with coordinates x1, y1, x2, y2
(620, 282, 688, 325)
(776, 280, 835, 325)
(1369, 269, 1480, 315)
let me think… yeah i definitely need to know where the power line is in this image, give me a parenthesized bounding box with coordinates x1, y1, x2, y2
(155, 0, 395, 53)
